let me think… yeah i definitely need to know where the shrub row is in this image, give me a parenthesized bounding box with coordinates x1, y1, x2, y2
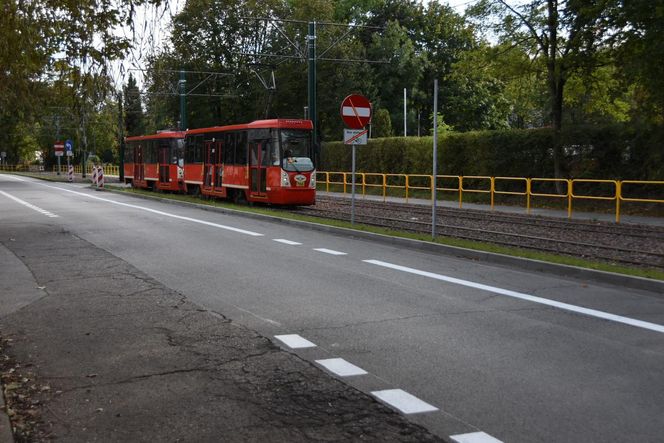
(320, 124, 664, 180)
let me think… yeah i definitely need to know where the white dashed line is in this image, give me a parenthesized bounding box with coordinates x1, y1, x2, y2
(0, 191, 59, 218)
(314, 248, 347, 256)
(371, 389, 438, 414)
(364, 259, 664, 334)
(274, 334, 317, 349)
(273, 239, 302, 245)
(450, 432, 504, 443)
(315, 358, 368, 377)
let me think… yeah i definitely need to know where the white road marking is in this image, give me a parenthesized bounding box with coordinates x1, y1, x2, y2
(0, 191, 59, 218)
(273, 239, 302, 246)
(274, 334, 317, 349)
(450, 432, 504, 443)
(36, 184, 263, 236)
(371, 389, 438, 414)
(315, 358, 368, 377)
(314, 248, 347, 256)
(364, 259, 664, 334)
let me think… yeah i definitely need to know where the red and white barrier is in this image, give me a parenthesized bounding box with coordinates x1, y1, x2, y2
(97, 166, 104, 188)
(91, 166, 98, 186)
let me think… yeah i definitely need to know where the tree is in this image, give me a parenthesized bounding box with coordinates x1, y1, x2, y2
(469, 0, 615, 178)
(610, 0, 664, 123)
(124, 73, 145, 136)
(372, 108, 393, 137)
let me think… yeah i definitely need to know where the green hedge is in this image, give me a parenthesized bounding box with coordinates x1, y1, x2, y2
(321, 124, 664, 180)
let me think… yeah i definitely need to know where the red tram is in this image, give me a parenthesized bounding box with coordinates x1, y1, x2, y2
(124, 119, 316, 206)
(124, 131, 185, 192)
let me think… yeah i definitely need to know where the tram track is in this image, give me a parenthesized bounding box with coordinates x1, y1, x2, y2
(286, 196, 664, 269)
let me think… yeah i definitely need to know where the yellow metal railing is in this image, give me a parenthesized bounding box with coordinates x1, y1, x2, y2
(317, 171, 664, 223)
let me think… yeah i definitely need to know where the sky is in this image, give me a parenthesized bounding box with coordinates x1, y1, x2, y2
(114, 0, 479, 91)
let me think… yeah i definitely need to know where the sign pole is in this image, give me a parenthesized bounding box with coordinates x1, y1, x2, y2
(351, 144, 356, 225)
(432, 79, 438, 239)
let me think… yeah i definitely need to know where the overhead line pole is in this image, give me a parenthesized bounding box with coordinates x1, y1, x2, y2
(179, 70, 187, 130)
(308, 21, 318, 165)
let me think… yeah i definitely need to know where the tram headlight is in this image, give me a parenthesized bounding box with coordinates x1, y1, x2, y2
(309, 170, 316, 189)
(281, 169, 291, 187)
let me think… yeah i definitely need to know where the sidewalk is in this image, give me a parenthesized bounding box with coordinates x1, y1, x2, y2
(0, 224, 441, 441)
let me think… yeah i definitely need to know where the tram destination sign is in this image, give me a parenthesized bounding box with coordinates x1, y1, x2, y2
(340, 94, 372, 129)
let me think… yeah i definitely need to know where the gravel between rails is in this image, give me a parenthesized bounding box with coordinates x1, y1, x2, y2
(287, 196, 664, 269)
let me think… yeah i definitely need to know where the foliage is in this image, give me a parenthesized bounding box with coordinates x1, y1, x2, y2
(124, 73, 145, 136)
(372, 108, 393, 138)
(321, 125, 664, 181)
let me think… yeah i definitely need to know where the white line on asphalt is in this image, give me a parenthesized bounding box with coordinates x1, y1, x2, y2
(274, 334, 317, 349)
(273, 239, 302, 245)
(450, 432, 504, 443)
(371, 389, 438, 414)
(0, 191, 59, 218)
(364, 259, 664, 334)
(36, 184, 264, 236)
(315, 358, 368, 377)
(314, 248, 347, 256)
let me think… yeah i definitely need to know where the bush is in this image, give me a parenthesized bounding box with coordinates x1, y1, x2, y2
(320, 124, 664, 180)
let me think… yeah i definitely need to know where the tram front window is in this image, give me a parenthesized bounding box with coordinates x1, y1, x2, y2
(280, 130, 314, 172)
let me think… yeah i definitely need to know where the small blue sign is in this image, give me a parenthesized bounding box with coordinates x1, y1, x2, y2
(65, 140, 73, 152)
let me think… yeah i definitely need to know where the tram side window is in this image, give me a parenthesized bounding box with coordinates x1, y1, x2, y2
(172, 139, 184, 165)
(235, 131, 247, 165)
(185, 135, 204, 163)
(143, 141, 152, 163)
(223, 133, 235, 164)
(124, 143, 134, 162)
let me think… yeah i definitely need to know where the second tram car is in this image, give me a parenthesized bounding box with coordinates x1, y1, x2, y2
(124, 131, 185, 192)
(183, 119, 316, 205)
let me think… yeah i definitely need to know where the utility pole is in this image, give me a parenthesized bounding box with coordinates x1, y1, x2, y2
(432, 79, 439, 239)
(307, 22, 317, 165)
(55, 116, 62, 175)
(403, 88, 407, 137)
(81, 111, 88, 178)
(118, 93, 125, 182)
(179, 70, 187, 130)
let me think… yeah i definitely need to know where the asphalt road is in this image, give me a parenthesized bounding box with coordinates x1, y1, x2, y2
(2, 174, 663, 443)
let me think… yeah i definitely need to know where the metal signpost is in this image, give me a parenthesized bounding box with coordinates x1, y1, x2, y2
(432, 79, 438, 239)
(65, 139, 73, 176)
(340, 94, 372, 225)
(54, 141, 64, 175)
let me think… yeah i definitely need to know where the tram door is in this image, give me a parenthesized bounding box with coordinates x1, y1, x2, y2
(158, 141, 170, 183)
(214, 141, 223, 190)
(249, 141, 267, 197)
(204, 142, 215, 189)
(134, 144, 144, 182)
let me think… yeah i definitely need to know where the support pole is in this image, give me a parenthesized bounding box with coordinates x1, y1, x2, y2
(118, 92, 125, 182)
(179, 70, 187, 131)
(432, 79, 439, 239)
(351, 144, 356, 225)
(307, 22, 317, 165)
(403, 88, 407, 137)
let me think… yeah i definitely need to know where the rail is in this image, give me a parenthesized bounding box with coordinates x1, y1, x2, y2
(316, 171, 664, 223)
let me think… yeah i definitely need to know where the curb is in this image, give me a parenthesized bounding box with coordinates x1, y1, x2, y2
(101, 186, 664, 295)
(0, 388, 14, 443)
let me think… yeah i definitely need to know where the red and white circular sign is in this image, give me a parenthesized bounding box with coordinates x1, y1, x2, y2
(340, 94, 372, 129)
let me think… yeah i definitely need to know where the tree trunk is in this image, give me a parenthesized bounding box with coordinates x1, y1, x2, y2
(547, 0, 565, 193)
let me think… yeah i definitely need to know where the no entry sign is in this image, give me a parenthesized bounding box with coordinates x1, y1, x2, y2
(340, 94, 372, 129)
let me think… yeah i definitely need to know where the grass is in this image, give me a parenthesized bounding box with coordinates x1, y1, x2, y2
(4, 171, 662, 281)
